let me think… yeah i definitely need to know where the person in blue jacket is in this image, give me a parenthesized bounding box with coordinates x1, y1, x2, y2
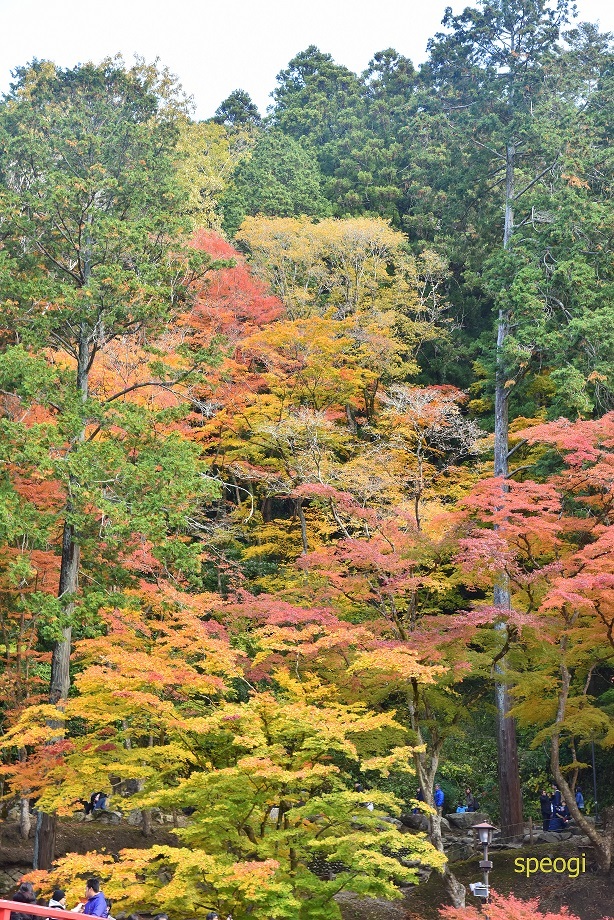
(434, 784, 445, 814)
(575, 787, 585, 810)
(75, 879, 108, 918)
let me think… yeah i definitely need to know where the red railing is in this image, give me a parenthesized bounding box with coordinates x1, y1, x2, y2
(0, 901, 81, 920)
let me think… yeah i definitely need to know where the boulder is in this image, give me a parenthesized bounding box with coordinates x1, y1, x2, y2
(0, 867, 30, 895)
(92, 809, 121, 824)
(446, 811, 490, 830)
(127, 808, 142, 826)
(400, 813, 450, 833)
(400, 813, 429, 832)
(445, 842, 475, 862)
(539, 830, 571, 844)
(380, 815, 404, 829)
(123, 779, 142, 795)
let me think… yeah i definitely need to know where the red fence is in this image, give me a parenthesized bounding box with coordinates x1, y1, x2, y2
(0, 901, 80, 920)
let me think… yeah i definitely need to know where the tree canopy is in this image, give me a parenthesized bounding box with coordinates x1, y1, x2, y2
(1, 7, 614, 918)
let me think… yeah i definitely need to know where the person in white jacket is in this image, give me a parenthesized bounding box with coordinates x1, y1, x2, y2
(49, 891, 66, 911)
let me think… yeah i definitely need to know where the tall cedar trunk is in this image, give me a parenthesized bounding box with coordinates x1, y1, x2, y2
(34, 327, 89, 869)
(33, 812, 56, 869)
(492, 142, 524, 839)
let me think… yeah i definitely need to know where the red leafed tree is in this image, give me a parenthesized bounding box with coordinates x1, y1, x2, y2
(440, 891, 586, 920)
(188, 230, 284, 343)
(457, 413, 614, 870)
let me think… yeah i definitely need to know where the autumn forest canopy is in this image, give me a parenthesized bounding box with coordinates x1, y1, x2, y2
(0, 1, 613, 918)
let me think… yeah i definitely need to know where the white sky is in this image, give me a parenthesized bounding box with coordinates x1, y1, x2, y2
(1, 0, 612, 119)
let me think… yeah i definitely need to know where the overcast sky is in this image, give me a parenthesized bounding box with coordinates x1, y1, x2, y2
(1, 0, 612, 119)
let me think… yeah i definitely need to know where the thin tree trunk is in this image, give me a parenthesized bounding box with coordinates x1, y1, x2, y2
(35, 329, 89, 869)
(19, 796, 31, 840)
(296, 498, 308, 554)
(551, 656, 611, 870)
(429, 814, 467, 908)
(141, 808, 153, 837)
(412, 730, 466, 908)
(492, 141, 524, 840)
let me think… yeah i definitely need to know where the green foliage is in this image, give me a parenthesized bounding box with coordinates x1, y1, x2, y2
(220, 130, 331, 235)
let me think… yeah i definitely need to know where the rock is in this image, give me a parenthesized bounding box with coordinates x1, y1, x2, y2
(446, 811, 491, 830)
(93, 810, 121, 824)
(400, 813, 450, 833)
(335, 891, 406, 919)
(123, 779, 142, 795)
(400, 813, 429, 832)
(0, 867, 30, 896)
(127, 808, 142, 826)
(445, 842, 475, 862)
(380, 815, 404, 829)
(540, 831, 566, 843)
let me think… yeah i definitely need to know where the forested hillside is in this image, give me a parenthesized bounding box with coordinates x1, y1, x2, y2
(0, 2, 613, 919)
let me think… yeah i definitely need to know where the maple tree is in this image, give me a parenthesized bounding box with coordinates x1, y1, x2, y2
(457, 413, 614, 869)
(12, 599, 444, 919)
(439, 891, 586, 920)
(1, 22, 613, 920)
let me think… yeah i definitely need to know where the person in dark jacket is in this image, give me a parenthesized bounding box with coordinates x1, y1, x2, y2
(551, 785, 562, 809)
(412, 787, 425, 814)
(549, 809, 569, 831)
(10, 882, 37, 920)
(575, 787, 585, 810)
(465, 788, 478, 812)
(540, 789, 552, 831)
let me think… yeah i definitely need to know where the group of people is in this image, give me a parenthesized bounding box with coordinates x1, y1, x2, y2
(412, 784, 478, 815)
(539, 784, 584, 831)
(9, 880, 230, 920)
(10, 879, 110, 920)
